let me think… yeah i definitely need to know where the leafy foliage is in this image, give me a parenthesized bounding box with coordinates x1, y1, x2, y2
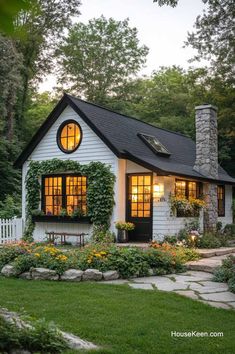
(24, 159, 116, 240)
(0, 315, 67, 353)
(186, 0, 235, 82)
(0, 0, 29, 33)
(58, 16, 149, 104)
(213, 255, 235, 293)
(0, 195, 21, 219)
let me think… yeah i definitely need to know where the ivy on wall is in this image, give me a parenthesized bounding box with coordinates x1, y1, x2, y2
(23, 159, 116, 241)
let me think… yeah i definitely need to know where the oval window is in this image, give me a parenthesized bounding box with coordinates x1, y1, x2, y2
(57, 120, 82, 153)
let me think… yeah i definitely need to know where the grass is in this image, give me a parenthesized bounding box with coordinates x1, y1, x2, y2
(0, 277, 234, 354)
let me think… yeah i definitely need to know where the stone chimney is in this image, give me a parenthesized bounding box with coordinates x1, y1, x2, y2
(194, 104, 218, 231)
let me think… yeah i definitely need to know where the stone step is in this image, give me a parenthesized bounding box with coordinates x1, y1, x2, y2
(196, 247, 235, 258)
(186, 262, 217, 273)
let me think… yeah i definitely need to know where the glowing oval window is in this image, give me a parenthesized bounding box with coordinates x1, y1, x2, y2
(57, 120, 82, 153)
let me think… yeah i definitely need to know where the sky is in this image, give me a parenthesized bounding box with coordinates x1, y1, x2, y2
(39, 0, 206, 92)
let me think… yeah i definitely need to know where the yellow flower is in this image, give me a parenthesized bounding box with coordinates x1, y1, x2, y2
(56, 255, 68, 261)
(35, 253, 40, 257)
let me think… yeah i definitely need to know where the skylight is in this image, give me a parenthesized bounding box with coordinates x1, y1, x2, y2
(138, 133, 171, 157)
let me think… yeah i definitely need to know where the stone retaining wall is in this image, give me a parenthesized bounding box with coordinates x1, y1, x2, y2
(1, 264, 120, 282)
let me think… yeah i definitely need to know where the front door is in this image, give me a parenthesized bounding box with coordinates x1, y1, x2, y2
(126, 174, 152, 242)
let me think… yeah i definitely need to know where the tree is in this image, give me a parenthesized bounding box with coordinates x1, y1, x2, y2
(0, 34, 23, 140)
(23, 91, 58, 142)
(153, 0, 178, 6)
(186, 0, 235, 82)
(14, 0, 81, 124)
(153, 0, 235, 81)
(57, 16, 149, 104)
(0, 0, 29, 33)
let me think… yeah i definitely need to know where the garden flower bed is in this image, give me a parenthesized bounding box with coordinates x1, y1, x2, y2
(0, 241, 200, 281)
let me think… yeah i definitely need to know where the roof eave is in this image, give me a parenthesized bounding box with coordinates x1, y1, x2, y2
(123, 151, 235, 185)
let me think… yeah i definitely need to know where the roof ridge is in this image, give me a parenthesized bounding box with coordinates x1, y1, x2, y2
(66, 93, 193, 140)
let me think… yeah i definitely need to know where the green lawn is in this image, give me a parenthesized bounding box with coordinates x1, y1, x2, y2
(0, 277, 234, 354)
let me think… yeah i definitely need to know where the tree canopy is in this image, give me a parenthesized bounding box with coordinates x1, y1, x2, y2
(57, 16, 149, 104)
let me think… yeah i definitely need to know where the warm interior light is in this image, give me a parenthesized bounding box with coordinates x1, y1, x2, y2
(153, 183, 164, 201)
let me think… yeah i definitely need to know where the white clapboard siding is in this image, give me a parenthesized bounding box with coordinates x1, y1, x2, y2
(218, 185, 233, 226)
(0, 218, 23, 244)
(33, 222, 92, 243)
(29, 105, 116, 169)
(152, 176, 204, 240)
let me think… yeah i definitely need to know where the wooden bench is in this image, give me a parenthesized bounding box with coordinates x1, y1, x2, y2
(45, 231, 88, 247)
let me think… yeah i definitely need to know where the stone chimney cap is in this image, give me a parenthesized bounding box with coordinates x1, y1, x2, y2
(195, 104, 218, 111)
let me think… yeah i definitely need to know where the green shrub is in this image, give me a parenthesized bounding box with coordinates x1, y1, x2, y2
(92, 225, 115, 244)
(21, 318, 67, 353)
(0, 242, 31, 270)
(228, 274, 235, 293)
(144, 248, 185, 273)
(0, 315, 67, 353)
(0, 194, 21, 219)
(107, 247, 149, 278)
(223, 224, 235, 238)
(213, 255, 235, 293)
(197, 232, 221, 248)
(12, 253, 37, 274)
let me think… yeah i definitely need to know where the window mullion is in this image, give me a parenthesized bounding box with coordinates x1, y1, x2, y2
(62, 175, 66, 210)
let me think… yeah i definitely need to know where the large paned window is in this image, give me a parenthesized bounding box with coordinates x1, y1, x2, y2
(175, 179, 202, 217)
(42, 175, 87, 216)
(175, 179, 201, 199)
(217, 185, 225, 217)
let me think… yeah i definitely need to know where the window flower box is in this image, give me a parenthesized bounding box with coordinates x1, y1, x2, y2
(32, 215, 91, 224)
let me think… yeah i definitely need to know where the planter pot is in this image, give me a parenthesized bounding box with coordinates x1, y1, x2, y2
(117, 229, 128, 243)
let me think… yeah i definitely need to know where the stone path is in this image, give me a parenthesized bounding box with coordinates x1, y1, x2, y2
(102, 271, 235, 310)
(186, 248, 235, 273)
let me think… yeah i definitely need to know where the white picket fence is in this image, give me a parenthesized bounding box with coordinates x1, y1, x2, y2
(0, 218, 24, 244)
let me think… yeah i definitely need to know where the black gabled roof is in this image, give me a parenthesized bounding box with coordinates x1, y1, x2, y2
(14, 93, 235, 184)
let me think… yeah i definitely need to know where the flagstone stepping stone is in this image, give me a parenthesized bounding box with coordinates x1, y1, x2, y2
(181, 271, 213, 280)
(199, 301, 231, 310)
(100, 279, 129, 285)
(129, 283, 153, 290)
(228, 302, 235, 308)
(189, 281, 229, 293)
(154, 280, 188, 291)
(132, 276, 166, 283)
(174, 290, 199, 300)
(174, 272, 212, 282)
(200, 291, 235, 302)
(186, 260, 221, 273)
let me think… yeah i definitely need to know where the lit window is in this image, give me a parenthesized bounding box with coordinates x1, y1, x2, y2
(57, 120, 82, 153)
(44, 176, 62, 215)
(43, 175, 87, 216)
(217, 185, 225, 217)
(129, 175, 151, 218)
(175, 179, 202, 217)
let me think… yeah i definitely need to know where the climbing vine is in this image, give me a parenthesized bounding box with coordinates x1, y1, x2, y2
(23, 159, 116, 241)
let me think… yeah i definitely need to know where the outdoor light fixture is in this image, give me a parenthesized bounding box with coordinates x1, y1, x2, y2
(153, 183, 164, 202)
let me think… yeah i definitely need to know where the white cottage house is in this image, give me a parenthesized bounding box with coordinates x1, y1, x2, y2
(15, 94, 235, 242)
